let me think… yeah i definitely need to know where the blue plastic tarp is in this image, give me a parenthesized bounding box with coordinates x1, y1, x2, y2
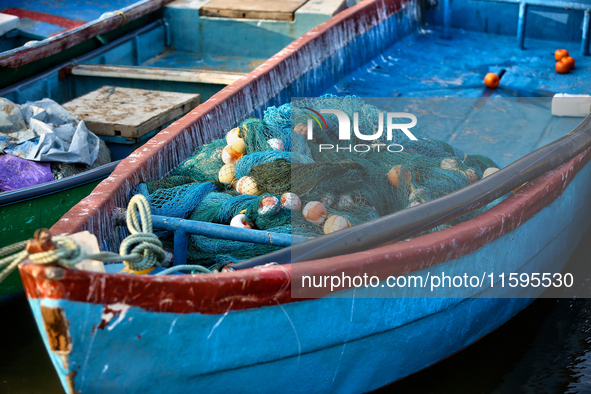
(0, 98, 100, 166)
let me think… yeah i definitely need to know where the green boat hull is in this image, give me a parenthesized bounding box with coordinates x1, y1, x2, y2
(0, 181, 99, 301)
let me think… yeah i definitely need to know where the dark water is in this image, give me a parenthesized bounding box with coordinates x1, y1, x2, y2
(2, 229, 591, 393)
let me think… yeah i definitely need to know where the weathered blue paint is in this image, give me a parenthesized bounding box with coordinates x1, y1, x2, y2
(16, 19, 64, 38)
(27, 155, 591, 393)
(426, 0, 590, 44)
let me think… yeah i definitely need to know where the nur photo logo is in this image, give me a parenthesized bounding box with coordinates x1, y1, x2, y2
(300, 108, 419, 153)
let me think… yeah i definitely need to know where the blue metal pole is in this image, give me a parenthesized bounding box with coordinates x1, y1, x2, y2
(173, 229, 189, 266)
(151, 215, 308, 248)
(517, 2, 528, 50)
(443, 0, 452, 39)
(583, 10, 590, 56)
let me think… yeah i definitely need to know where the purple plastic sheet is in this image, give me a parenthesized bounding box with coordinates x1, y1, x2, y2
(0, 155, 54, 192)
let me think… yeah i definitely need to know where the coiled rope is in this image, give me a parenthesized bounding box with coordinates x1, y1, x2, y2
(0, 194, 212, 284)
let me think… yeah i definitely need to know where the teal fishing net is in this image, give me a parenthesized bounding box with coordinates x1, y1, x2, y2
(131, 95, 500, 269)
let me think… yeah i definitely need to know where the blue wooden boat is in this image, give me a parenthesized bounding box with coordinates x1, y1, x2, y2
(0, 0, 346, 301)
(15, 0, 591, 392)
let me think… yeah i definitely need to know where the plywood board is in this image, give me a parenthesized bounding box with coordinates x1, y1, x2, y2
(71, 65, 246, 86)
(200, 0, 308, 21)
(63, 86, 201, 138)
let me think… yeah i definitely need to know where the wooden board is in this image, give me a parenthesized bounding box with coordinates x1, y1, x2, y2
(200, 0, 308, 21)
(62, 86, 201, 138)
(70, 65, 246, 86)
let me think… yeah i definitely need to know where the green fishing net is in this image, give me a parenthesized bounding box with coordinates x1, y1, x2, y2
(131, 95, 500, 269)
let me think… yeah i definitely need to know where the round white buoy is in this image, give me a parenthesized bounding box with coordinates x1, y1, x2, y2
(337, 193, 354, 210)
(230, 213, 251, 229)
(236, 176, 261, 196)
(222, 145, 242, 164)
(218, 163, 236, 184)
(440, 158, 459, 170)
(268, 138, 285, 151)
(226, 127, 241, 146)
(258, 196, 279, 215)
(483, 167, 499, 178)
(323, 215, 350, 234)
(302, 201, 327, 225)
(280, 192, 301, 210)
(232, 137, 247, 154)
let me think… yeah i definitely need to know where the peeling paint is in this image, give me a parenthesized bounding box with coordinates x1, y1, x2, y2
(97, 303, 131, 331)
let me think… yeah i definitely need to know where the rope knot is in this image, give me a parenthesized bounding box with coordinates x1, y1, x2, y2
(120, 195, 166, 271)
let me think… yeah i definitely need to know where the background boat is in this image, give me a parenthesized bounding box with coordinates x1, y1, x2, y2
(12, 0, 591, 392)
(0, 0, 349, 301)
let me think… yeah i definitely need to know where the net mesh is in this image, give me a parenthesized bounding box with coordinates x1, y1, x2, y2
(131, 96, 500, 269)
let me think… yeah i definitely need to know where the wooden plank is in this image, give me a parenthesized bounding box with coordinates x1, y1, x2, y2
(200, 0, 308, 21)
(71, 64, 246, 86)
(62, 86, 200, 138)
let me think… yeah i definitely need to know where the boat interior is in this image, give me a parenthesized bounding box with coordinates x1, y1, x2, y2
(1, 0, 591, 254)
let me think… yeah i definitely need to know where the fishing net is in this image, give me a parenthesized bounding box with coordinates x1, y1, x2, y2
(131, 95, 500, 269)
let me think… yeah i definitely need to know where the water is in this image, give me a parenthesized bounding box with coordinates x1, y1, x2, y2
(1, 226, 590, 393)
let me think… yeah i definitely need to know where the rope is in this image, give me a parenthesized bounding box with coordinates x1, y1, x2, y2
(0, 195, 179, 284)
(156, 265, 212, 275)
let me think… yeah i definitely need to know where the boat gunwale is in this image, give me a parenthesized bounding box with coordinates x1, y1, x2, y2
(19, 146, 591, 313)
(0, 160, 121, 207)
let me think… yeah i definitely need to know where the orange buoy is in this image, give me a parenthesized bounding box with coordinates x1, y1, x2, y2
(561, 56, 575, 70)
(555, 61, 570, 74)
(554, 49, 569, 61)
(388, 165, 411, 189)
(484, 73, 500, 89)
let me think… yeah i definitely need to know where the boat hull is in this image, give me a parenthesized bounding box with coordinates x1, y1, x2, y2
(20, 148, 591, 393)
(0, 161, 120, 302)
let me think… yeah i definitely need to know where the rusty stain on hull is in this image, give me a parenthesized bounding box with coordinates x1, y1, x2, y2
(41, 305, 72, 353)
(65, 371, 80, 394)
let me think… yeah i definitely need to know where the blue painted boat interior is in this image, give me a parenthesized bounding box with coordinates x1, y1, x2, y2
(321, 27, 591, 166)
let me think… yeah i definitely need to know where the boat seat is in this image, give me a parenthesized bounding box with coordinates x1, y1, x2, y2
(62, 86, 200, 159)
(200, 0, 311, 21)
